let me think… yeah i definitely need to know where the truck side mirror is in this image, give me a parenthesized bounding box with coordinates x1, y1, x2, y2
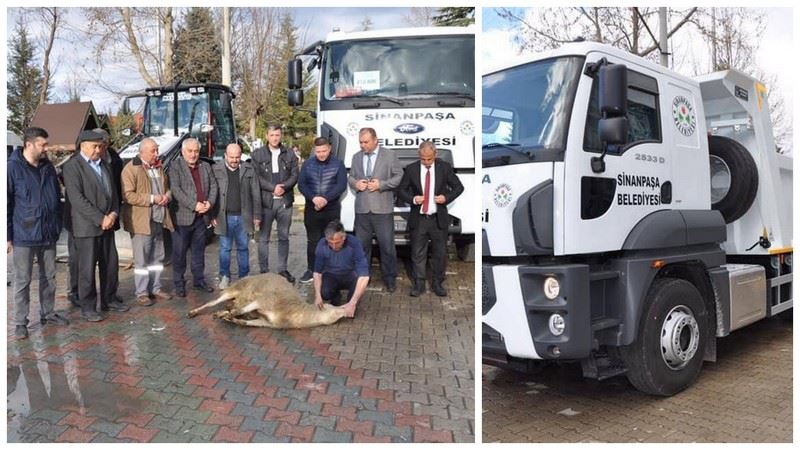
(599, 64, 627, 116)
(598, 116, 628, 145)
(288, 59, 303, 90)
(288, 89, 304, 106)
(592, 63, 628, 173)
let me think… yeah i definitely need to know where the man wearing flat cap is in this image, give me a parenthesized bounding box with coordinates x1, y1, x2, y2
(66, 128, 124, 308)
(63, 129, 128, 322)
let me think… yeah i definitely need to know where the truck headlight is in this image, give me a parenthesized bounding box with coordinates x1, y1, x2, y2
(549, 314, 565, 336)
(543, 276, 560, 299)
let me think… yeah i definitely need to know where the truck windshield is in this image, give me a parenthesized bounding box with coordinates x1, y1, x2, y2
(482, 56, 584, 165)
(144, 90, 210, 138)
(322, 36, 474, 106)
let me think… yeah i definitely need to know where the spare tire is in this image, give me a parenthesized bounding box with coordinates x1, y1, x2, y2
(708, 135, 758, 223)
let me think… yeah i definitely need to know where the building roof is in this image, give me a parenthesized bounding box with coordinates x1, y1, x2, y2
(29, 101, 105, 152)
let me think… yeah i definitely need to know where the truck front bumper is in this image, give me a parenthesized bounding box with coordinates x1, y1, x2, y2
(482, 263, 592, 361)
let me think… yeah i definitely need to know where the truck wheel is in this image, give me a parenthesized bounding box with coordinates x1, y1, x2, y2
(455, 239, 475, 262)
(620, 278, 708, 396)
(708, 135, 758, 223)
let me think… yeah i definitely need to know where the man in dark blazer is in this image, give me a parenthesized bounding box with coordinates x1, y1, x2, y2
(348, 127, 403, 292)
(168, 137, 218, 297)
(397, 141, 464, 297)
(66, 128, 124, 308)
(63, 130, 128, 322)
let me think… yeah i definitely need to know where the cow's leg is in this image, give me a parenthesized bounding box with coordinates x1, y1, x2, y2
(187, 291, 236, 318)
(221, 316, 277, 328)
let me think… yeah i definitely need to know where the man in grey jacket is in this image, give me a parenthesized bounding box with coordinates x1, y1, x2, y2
(250, 124, 299, 283)
(348, 128, 403, 292)
(211, 143, 261, 289)
(168, 138, 218, 297)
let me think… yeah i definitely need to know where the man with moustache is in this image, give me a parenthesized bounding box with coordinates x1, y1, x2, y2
(168, 138, 218, 297)
(63, 129, 127, 322)
(121, 137, 174, 306)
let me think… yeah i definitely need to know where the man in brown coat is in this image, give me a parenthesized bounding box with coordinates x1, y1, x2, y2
(121, 138, 174, 306)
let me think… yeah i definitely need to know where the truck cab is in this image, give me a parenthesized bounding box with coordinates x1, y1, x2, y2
(482, 42, 792, 396)
(288, 26, 476, 256)
(118, 83, 238, 167)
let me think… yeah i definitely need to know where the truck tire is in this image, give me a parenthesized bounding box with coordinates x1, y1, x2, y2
(455, 239, 475, 262)
(620, 277, 708, 396)
(708, 135, 758, 223)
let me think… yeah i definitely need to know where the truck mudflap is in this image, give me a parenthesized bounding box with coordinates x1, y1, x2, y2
(482, 263, 592, 360)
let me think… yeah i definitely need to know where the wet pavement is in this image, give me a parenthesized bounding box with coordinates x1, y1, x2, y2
(7, 210, 475, 443)
(482, 316, 792, 443)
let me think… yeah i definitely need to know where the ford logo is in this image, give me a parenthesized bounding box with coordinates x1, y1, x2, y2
(394, 123, 425, 134)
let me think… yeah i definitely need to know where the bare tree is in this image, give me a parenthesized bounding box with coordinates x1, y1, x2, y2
(403, 7, 436, 27)
(84, 7, 174, 91)
(692, 8, 789, 152)
(36, 7, 60, 105)
(230, 7, 281, 138)
(496, 7, 697, 62)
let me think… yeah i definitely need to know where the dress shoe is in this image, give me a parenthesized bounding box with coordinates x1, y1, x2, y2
(136, 295, 155, 307)
(410, 280, 426, 297)
(299, 270, 313, 284)
(15, 325, 29, 339)
(40, 313, 70, 326)
(385, 280, 397, 293)
(279, 270, 296, 284)
(175, 287, 187, 298)
(82, 311, 104, 322)
(152, 290, 172, 301)
(431, 281, 448, 297)
(106, 301, 131, 312)
(193, 281, 214, 293)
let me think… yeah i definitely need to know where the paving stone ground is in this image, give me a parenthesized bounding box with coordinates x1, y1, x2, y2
(7, 210, 475, 443)
(482, 316, 792, 443)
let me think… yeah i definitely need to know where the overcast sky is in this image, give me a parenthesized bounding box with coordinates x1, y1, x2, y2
(5, 7, 426, 114)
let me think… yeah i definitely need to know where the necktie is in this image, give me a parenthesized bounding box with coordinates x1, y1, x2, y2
(366, 153, 373, 179)
(422, 167, 431, 214)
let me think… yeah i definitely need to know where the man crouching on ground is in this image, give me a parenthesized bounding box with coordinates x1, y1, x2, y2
(313, 220, 369, 318)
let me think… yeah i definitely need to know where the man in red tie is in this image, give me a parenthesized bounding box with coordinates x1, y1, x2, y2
(397, 141, 464, 297)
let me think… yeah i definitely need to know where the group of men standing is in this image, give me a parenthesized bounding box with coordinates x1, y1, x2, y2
(8, 124, 463, 338)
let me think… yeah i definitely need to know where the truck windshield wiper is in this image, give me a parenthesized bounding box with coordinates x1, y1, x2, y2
(406, 91, 474, 100)
(483, 142, 538, 160)
(351, 94, 404, 105)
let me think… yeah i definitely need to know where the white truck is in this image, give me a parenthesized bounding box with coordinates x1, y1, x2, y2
(481, 42, 792, 396)
(288, 26, 476, 258)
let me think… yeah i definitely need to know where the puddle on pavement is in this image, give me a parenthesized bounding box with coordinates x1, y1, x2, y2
(7, 358, 145, 434)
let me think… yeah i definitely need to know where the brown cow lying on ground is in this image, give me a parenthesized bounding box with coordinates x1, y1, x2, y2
(187, 273, 348, 329)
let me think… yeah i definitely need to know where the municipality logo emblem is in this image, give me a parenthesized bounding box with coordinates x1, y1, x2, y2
(672, 96, 697, 136)
(493, 183, 513, 207)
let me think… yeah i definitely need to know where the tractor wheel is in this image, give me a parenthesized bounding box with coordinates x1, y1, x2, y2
(620, 277, 709, 396)
(708, 135, 758, 223)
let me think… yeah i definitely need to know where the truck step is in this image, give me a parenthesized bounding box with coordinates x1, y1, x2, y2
(591, 317, 621, 331)
(589, 270, 621, 281)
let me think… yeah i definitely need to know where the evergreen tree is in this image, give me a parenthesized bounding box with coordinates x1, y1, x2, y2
(172, 7, 222, 84)
(433, 7, 475, 26)
(259, 12, 316, 153)
(7, 21, 45, 133)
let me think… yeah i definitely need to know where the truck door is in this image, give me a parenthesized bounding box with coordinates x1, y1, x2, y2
(561, 52, 670, 255)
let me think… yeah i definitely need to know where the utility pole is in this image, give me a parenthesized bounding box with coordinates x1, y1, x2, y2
(222, 7, 231, 86)
(658, 7, 669, 67)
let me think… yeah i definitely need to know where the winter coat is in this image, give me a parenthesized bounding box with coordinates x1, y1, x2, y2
(7, 149, 63, 246)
